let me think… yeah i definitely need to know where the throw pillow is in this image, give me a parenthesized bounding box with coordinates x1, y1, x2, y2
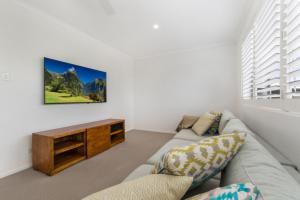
(218, 110, 236, 133)
(152, 132, 246, 188)
(192, 112, 217, 136)
(82, 174, 193, 200)
(176, 115, 199, 132)
(205, 112, 222, 135)
(186, 183, 260, 200)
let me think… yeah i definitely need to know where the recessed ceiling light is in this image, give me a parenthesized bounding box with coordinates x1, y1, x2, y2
(153, 24, 159, 29)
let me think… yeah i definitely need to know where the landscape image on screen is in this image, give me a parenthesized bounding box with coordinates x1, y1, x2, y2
(44, 57, 107, 104)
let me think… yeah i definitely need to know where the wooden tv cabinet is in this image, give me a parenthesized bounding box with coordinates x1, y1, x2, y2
(32, 119, 125, 176)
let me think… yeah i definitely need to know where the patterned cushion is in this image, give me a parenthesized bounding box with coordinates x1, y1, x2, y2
(186, 183, 260, 200)
(152, 132, 246, 188)
(83, 174, 193, 200)
(205, 112, 222, 135)
(192, 113, 217, 136)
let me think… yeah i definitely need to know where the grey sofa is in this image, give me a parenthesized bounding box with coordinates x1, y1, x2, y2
(123, 111, 300, 199)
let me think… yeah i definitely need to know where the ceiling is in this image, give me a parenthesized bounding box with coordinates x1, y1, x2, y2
(19, 0, 253, 58)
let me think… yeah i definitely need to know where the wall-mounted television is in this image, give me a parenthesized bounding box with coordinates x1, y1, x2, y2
(44, 57, 107, 104)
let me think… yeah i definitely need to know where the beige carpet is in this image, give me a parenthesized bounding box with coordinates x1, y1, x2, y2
(0, 130, 173, 200)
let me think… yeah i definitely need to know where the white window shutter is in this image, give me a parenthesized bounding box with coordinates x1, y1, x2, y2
(254, 0, 281, 99)
(241, 30, 254, 99)
(284, 0, 300, 99)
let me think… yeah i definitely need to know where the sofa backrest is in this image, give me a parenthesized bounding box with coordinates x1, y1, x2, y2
(221, 132, 300, 200)
(221, 118, 252, 135)
(220, 118, 300, 199)
(240, 106, 300, 170)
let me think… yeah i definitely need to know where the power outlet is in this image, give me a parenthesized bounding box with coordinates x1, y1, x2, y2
(0, 72, 10, 81)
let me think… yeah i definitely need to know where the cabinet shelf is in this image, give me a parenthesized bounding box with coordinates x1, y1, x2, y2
(111, 138, 125, 147)
(111, 132, 125, 147)
(110, 130, 123, 136)
(54, 141, 84, 155)
(53, 154, 85, 174)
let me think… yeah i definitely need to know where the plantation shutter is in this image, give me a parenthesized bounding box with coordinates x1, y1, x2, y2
(254, 0, 281, 99)
(284, 0, 300, 99)
(241, 30, 255, 99)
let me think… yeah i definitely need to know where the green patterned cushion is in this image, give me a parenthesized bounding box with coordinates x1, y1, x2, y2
(152, 132, 246, 188)
(186, 183, 260, 200)
(205, 112, 222, 135)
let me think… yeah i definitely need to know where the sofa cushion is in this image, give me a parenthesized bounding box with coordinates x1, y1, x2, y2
(206, 112, 222, 135)
(183, 178, 220, 199)
(152, 132, 246, 188)
(252, 132, 294, 166)
(146, 139, 196, 165)
(186, 183, 260, 200)
(283, 165, 300, 184)
(218, 110, 236, 133)
(223, 118, 296, 166)
(83, 174, 193, 200)
(211, 172, 221, 180)
(123, 164, 154, 182)
(176, 115, 199, 132)
(221, 118, 251, 135)
(174, 129, 208, 142)
(123, 164, 221, 187)
(221, 133, 300, 200)
(192, 112, 217, 136)
(222, 118, 295, 166)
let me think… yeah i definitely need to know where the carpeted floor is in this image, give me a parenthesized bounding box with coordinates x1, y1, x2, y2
(0, 130, 173, 200)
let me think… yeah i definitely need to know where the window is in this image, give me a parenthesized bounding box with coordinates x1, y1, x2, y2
(241, 31, 254, 99)
(241, 0, 300, 102)
(254, 0, 281, 99)
(284, 0, 300, 99)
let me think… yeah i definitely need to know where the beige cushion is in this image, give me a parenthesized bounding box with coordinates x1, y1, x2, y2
(82, 174, 193, 200)
(192, 113, 216, 135)
(176, 115, 199, 132)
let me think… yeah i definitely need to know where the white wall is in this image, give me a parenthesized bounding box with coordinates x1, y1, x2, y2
(134, 44, 238, 132)
(0, 0, 134, 178)
(237, 0, 300, 168)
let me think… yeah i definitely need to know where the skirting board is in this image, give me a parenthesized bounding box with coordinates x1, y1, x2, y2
(0, 163, 31, 179)
(130, 129, 176, 135)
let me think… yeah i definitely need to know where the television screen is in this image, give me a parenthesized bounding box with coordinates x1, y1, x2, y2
(44, 57, 107, 104)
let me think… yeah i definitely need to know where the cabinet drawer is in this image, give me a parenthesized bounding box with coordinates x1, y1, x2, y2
(87, 126, 110, 158)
